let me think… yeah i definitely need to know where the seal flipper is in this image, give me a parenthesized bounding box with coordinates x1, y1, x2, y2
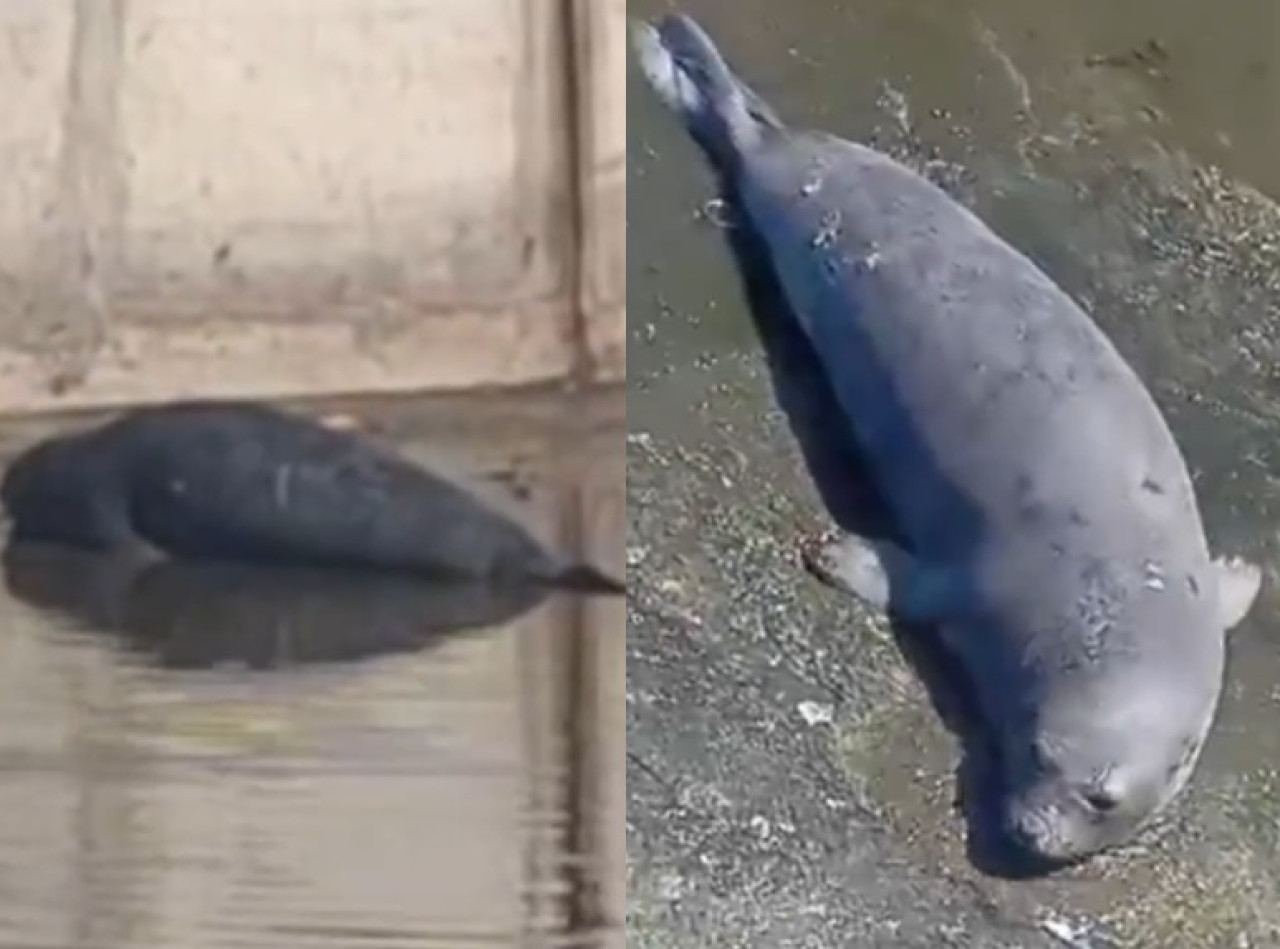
(803, 531, 963, 624)
(631, 15, 782, 171)
(1211, 555, 1262, 632)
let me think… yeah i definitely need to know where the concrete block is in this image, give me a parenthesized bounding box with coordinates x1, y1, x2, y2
(118, 0, 560, 309)
(0, 6, 71, 282)
(0, 0, 581, 411)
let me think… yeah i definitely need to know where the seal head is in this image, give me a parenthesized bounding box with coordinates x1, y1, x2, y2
(998, 661, 1215, 863)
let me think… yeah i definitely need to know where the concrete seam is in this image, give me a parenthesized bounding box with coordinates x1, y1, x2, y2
(43, 0, 129, 394)
(557, 0, 598, 388)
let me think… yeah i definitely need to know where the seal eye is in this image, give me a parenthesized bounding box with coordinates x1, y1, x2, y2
(1083, 790, 1119, 813)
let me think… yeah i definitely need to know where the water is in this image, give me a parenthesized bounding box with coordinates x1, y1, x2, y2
(0, 385, 624, 949)
(629, 2, 1280, 945)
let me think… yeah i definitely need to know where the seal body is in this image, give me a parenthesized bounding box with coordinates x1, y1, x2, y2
(718, 140, 901, 545)
(1, 401, 623, 594)
(636, 14, 1260, 864)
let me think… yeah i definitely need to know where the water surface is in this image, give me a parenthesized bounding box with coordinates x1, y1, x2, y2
(0, 384, 624, 949)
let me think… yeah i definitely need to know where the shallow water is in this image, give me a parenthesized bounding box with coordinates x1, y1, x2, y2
(629, 1, 1280, 945)
(0, 384, 624, 949)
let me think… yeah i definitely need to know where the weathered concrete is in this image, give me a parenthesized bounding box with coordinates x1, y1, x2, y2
(0, 1, 623, 411)
(580, 0, 626, 381)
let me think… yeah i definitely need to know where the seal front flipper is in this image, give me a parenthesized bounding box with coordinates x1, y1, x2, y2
(1211, 555, 1262, 631)
(802, 530, 965, 624)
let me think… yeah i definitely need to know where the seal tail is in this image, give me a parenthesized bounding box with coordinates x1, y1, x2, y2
(631, 14, 782, 170)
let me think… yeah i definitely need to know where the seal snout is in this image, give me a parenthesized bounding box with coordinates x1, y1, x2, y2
(1001, 796, 1082, 867)
(1005, 807, 1058, 859)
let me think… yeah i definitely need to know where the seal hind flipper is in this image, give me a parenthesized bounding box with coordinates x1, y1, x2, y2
(1211, 555, 1262, 631)
(802, 530, 963, 624)
(631, 15, 781, 170)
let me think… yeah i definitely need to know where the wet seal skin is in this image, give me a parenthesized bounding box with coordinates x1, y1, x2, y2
(3, 543, 549, 670)
(0, 401, 624, 595)
(635, 13, 1261, 871)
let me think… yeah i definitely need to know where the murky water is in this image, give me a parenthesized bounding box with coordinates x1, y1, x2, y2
(0, 385, 624, 949)
(630, 0, 1280, 945)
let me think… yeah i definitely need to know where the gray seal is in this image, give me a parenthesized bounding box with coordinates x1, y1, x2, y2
(635, 14, 1262, 866)
(1, 401, 624, 595)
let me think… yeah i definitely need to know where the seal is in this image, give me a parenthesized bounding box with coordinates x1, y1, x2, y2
(1, 401, 624, 595)
(635, 13, 1262, 866)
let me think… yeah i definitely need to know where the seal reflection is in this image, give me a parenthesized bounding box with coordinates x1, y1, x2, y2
(1, 542, 552, 670)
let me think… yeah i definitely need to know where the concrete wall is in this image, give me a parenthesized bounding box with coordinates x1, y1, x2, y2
(0, 0, 624, 413)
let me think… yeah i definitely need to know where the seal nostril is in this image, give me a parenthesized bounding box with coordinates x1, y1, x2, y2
(1004, 809, 1043, 852)
(1003, 805, 1068, 863)
(1084, 791, 1119, 813)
